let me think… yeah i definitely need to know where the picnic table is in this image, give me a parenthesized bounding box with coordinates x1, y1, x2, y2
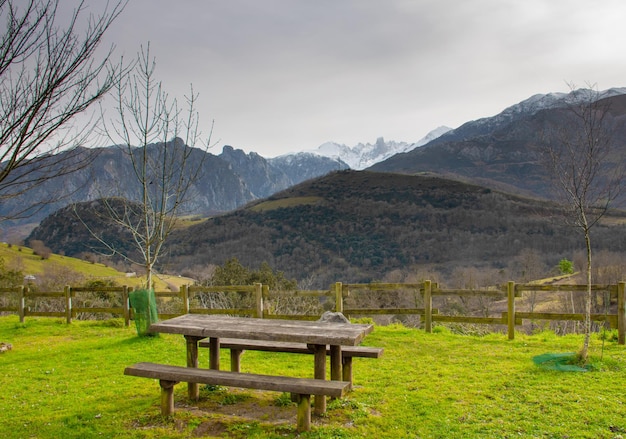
(148, 314, 374, 414)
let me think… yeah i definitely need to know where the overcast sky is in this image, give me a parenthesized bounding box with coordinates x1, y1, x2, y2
(97, 0, 626, 157)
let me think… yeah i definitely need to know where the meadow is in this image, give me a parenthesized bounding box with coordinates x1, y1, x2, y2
(0, 315, 625, 438)
(0, 243, 192, 291)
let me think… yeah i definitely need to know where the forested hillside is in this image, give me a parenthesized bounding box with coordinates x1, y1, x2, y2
(163, 171, 626, 287)
(28, 170, 626, 287)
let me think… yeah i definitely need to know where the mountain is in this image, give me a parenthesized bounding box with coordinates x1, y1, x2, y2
(0, 141, 346, 239)
(25, 88, 626, 286)
(301, 126, 451, 170)
(268, 153, 349, 183)
(30, 170, 626, 287)
(370, 88, 626, 200)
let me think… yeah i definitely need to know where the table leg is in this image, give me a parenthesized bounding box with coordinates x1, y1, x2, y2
(209, 337, 220, 370)
(313, 344, 326, 415)
(330, 345, 342, 382)
(184, 335, 202, 400)
(230, 349, 242, 372)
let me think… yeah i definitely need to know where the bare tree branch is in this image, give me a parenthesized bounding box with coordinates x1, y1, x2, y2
(0, 0, 127, 220)
(94, 43, 214, 288)
(539, 82, 626, 361)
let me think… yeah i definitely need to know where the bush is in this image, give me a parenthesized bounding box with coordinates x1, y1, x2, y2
(30, 240, 52, 260)
(558, 258, 574, 274)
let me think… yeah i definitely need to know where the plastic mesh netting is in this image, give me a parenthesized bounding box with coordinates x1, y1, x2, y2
(129, 289, 158, 336)
(532, 352, 588, 372)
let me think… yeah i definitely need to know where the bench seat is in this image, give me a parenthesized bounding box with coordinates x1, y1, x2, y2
(124, 362, 350, 432)
(200, 338, 383, 357)
(198, 338, 383, 385)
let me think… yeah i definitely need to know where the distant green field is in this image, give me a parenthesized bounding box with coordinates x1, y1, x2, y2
(0, 316, 624, 438)
(0, 243, 120, 277)
(0, 243, 191, 290)
(250, 197, 323, 212)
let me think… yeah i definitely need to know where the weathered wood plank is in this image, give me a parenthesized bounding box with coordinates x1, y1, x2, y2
(25, 311, 65, 317)
(71, 286, 125, 292)
(432, 315, 506, 324)
(264, 290, 333, 298)
(124, 362, 349, 397)
(343, 283, 423, 290)
(516, 284, 612, 292)
(262, 314, 320, 321)
(72, 307, 124, 314)
(432, 289, 505, 297)
(149, 315, 373, 346)
(25, 291, 65, 297)
(188, 285, 256, 293)
(198, 338, 384, 358)
(344, 308, 438, 315)
(125, 362, 348, 432)
(187, 308, 255, 315)
(516, 312, 618, 326)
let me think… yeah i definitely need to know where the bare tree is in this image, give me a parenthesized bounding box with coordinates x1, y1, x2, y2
(91, 44, 213, 289)
(0, 0, 126, 220)
(540, 83, 625, 361)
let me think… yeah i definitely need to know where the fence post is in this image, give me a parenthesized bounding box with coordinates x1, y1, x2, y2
(122, 285, 130, 327)
(255, 283, 263, 318)
(262, 284, 269, 318)
(127, 286, 135, 321)
(181, 284, 190, 314)
(335, 282, 343, 313)
(424, 280, 432, 333)
(618, 281, 625, 345)
(65, 285, 72, 324)
(507, 281, 515, 340)
(18, 285, 25, 323)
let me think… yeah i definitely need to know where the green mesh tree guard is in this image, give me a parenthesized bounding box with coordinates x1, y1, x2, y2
(532, 352, 588, 372)
(129, 289, 159, 336)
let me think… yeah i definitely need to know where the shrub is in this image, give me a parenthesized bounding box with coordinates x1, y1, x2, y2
(558, 258, 574, 274)
(30, 240, 52, 260)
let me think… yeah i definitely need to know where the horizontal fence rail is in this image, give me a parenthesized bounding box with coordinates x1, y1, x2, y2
(0, 281, 624, 344)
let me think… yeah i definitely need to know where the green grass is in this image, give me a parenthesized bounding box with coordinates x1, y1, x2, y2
(0, 243, 122, 278)
(0, 243, 190, 290)
(250, 197, 322, 212)
(1, 316, 625, 438)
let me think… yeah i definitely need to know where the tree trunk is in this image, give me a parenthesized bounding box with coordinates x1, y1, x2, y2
(580, 229, 592, 361)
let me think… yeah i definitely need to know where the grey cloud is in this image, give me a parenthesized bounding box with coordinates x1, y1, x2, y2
(100, 0, 626, 155)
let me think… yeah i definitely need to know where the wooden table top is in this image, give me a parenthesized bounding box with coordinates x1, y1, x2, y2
(149, 314, 374, 346)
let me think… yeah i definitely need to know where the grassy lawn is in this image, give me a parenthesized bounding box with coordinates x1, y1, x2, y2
(0, 315, 625, 438)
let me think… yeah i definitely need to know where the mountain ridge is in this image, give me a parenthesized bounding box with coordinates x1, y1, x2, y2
(30, 169, 626, 286)
(294, 126, 452, 170)
(24, 86, 626, 285)
(370, 89, 626, 202)
(0, 142, 347, 240)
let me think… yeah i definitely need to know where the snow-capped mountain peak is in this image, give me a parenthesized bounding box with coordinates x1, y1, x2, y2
(499, 87, 626, 120)
(304, 126, 452, 170)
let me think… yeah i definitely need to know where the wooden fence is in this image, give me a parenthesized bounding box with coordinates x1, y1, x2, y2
(0, 281, 624, 344)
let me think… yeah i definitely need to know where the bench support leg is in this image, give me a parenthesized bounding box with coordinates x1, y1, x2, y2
(294, 394, 311, 432)
(342, 357, 353, 389)
(313, 344, 326, 415)
(159, 380, 178, 416)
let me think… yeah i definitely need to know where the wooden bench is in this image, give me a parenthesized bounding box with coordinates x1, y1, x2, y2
(124, 362, 351, 432)
(198, 338, 383, 386)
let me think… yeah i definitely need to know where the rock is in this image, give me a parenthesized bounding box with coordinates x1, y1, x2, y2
(318, 311, 350, 324)
(0, 342, 12, 353)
